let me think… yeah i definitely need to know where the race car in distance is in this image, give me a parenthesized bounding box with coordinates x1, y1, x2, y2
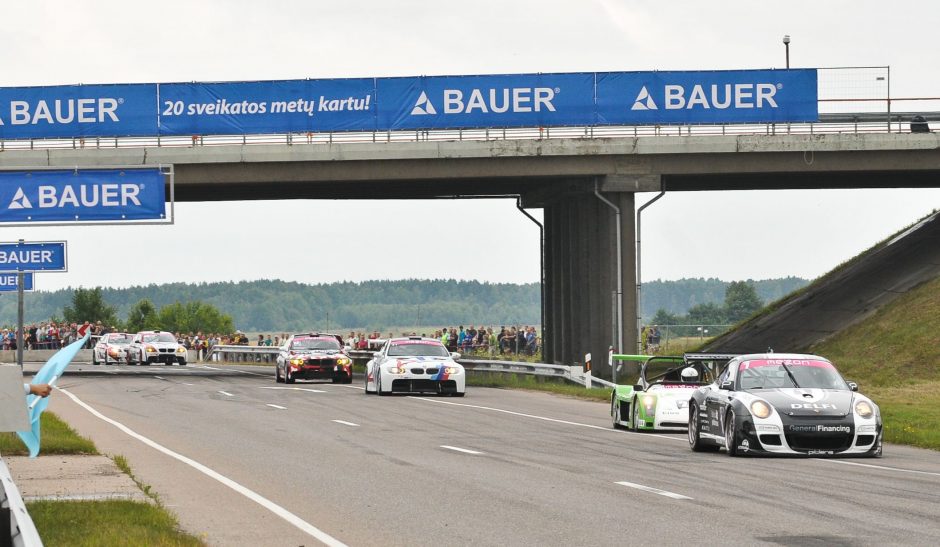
(275, 333, 352, 384)
(92, 332, 132, 365)
(126, 331, 187, 366)
(611, 354, 732, 431)
(688, 353, 882, 457)
(365, 337, 465, 396)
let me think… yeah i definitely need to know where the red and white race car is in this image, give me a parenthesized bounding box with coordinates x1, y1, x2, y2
(92, 332, 132, 365)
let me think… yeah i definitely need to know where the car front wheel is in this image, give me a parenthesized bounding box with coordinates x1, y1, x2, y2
(725, 408, 739, 456)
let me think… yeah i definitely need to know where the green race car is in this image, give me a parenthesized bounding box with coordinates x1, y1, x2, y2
(610, 353, 735, 432)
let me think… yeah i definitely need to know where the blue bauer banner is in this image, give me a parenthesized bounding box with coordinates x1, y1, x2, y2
(0, 168, 166, 225)
(0, 242, 66, 272)
(0, 84, 158, 139)
(158, 78, 376, 135)
(0, 272, 34, 292)
(376, 73, 596, 130)
(596, 69, 818, 125)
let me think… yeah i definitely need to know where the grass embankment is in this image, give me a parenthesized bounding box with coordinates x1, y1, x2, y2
(810, 275, 940, 450)
(0, 412, 98, 456)
(0, 412, 204, 545)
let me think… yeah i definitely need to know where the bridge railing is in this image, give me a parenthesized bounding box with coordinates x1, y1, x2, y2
(0, 455, 43, 547)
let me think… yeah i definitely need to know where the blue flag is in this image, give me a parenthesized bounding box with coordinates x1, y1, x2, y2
(17, 332, 90, 458)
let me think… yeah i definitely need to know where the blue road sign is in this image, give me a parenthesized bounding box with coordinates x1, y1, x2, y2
(0, 242, 67, 272)
(0, 168, 166, 225)
(0, 272, 34, 292)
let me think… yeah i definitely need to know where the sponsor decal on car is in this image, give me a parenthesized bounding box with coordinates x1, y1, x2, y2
(790, 403, 837, 410)
(788, 424, 851, 434)
(390, 340, 441, 346)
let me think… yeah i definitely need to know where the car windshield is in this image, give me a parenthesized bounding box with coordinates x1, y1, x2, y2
(291, 337, 341, 351)
(738, 359, 849, 390)
(387, 341, 450, 357)
(108, 335, 130, 345)
(644, 358, 713, 386)
(142, 333, 176, 343)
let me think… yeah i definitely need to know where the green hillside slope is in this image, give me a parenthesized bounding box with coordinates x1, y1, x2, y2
(811, 276, 940, 450)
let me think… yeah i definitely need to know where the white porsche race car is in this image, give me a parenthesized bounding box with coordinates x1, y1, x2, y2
(365, 337, 465, 396)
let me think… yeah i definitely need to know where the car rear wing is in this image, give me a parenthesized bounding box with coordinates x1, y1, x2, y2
(683, 353, 740, 363)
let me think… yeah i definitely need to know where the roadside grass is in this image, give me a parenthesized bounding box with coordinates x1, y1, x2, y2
(27, 500, 204, 547)
(865, 383, 940, 450)
(0, 412, 98, 456)
(466, 372, 610, 401)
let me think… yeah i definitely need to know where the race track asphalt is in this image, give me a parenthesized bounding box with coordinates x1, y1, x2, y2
(32, 363, 940, 546)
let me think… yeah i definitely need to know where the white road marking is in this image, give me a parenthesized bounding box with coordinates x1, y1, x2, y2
(817, 459, 940, 477)
(58, 388, 347, 547)
(409, 397, 684, 441)
(182, 383, 194, 386)
(200, 365, 267, 377)
(615, 481, 693, 500)
(154, 376, 166, 381)
(259, 387, 327, 393)
(440, 445, 483, 455)
(218, 391, 235, 397)
(332, 420, 360, 427)
(336, 385, 365, 391)
(266, 404, 288, 410)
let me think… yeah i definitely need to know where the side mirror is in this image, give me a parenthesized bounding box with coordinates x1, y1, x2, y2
(633, 384, 643, 392)
(847, 381, 858, 392)
(450, 352, 461, 360)
(720, 380, 734, 391)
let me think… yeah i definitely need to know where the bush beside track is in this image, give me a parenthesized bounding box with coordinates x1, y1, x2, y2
(810, 275, 940, 450)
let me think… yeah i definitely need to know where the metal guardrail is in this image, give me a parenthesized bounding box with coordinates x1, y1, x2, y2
(203, 345, 279, 362)
(0, 455, 42, 547)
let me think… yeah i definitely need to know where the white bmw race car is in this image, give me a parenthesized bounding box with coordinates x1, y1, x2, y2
(365, 337, 465, 396)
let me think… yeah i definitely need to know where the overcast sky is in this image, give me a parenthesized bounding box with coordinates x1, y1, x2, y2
(2, 1, 939, 291)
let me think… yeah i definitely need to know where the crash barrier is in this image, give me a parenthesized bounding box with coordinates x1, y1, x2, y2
(0, 455, 42, 547)
(203, 345, 615, 389)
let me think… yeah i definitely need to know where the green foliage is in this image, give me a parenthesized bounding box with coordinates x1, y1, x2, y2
(27, 500, 205, 546)
(0, 412, 98, 456)
(157, 301, 234, 334)
(640, 277, 806, 321)
(62, 287, 118, 327)
(125, 299, 160, 333)
(723, 281, 764, 322)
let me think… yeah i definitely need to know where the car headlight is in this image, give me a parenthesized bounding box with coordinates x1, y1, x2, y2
(855, 400, 874, 419)
(289, 358, 305, 366)
(176, 347, 186, 353)
(388, 366, 407, 374)
(750, 400, 773, 419)
(444, 366, 460, 375)
(642, 395, 655, 409)
(336, 357, 350, 366)
(145, 345, 157, 353)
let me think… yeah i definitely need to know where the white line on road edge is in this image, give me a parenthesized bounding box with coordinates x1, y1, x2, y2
(57, 388, 347, 547)
(154, 376, 166, 381)
(409, 397, 684, 442)
(615, 481, 693, 500)
(218, 391, 235, 397)
(259, 387, 327, 393)
(267, 404, 288, 410)
(335, 385, 365, 390)
(817, 459, 940, 477)
(440, 445, 483, 455)
(199, 365, 267, 377)
(332, 420, 360, 427)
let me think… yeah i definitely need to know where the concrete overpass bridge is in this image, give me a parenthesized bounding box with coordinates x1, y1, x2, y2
(3, 130, 939, 376)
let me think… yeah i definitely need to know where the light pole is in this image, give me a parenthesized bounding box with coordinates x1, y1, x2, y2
(782, 35, 790, 69)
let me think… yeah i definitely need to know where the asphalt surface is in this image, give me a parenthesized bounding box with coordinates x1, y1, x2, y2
(30, 362, 940, 546)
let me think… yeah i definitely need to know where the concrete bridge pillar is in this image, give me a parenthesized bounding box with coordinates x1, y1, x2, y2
(542, 190, 636, 377)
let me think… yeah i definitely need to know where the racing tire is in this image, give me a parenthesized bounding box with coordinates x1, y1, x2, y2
(276, 366, 284, 383)
(452, 392, 465, 397)
(611, 398, 623, 430)
(867, 432, 884, 458)
(724, 408, 739, 457)
(127, 353, 136, 366)
(377, 374, 389, 396)
(92, 353, 99, 366)
(632, 400, 642, 432)
(285, 367, 295, 384)
(688, 402, 719, 452)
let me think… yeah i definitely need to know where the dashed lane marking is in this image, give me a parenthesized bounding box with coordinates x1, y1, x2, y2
(332, 420, 360, 427)
(58, 388, 348, 547)
(199, 365, 267, 377)
(440, 445, 484, 455)
(218, 391, 235, 397)
(817, 459, 940, 478)
(266, 404, 288, 410)
(615, 481, 693, 500)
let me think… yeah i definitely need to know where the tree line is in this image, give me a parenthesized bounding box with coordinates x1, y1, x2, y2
(0, 277, 806, 333)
